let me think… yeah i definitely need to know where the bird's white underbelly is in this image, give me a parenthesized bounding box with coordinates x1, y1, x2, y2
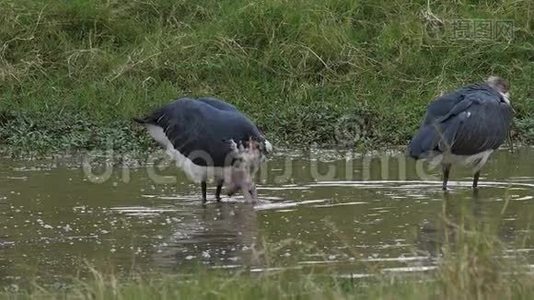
(167, 148, 231, 183)
(428, 149, 493, 170)
(146, 124, 232, 183)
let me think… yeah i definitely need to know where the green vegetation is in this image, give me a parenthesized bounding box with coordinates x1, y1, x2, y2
(1, 0, 533, 154)
(3, 275, 532, 300)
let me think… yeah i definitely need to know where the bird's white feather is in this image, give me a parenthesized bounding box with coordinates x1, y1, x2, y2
(428, 149, 493, 171)
(145, 124, 232, 183)
(501, 92, 510, 105)
(264, 140, 273, 153)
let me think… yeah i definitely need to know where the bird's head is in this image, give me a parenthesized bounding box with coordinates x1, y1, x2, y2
(225, 138, 264, 202)
(486, 76, 510, 104)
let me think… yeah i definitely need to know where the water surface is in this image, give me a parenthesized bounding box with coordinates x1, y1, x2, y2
(1, 148, 533, 283)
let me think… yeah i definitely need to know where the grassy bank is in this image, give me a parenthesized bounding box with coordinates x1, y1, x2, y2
(0, 0, 533, 153)
(4, 274, 534, 300)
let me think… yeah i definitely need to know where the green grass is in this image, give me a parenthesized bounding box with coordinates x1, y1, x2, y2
(1, 0, 534, 154)
(1, 270, 436, 300)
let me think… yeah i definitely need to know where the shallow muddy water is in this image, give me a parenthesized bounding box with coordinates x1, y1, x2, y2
(1, 148, 534, 284)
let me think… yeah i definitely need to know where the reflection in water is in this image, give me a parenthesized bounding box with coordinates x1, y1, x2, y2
(0, 148, 533, 283)
(415, 189, 525, 261)
(152, 202, 262, 270)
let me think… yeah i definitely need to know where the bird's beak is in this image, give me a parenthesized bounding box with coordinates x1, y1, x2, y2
(241, 184, 257, 203)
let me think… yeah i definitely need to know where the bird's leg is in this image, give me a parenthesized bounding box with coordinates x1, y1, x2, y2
(215, 180, 224, 202)
(442, 164, 451, 191)
(201, 181, 207, 203)
(473, 171, 480, 189)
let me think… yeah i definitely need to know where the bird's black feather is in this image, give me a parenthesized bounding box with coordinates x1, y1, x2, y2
(197, 97, 240, 112)
(138, 98, 264, 167)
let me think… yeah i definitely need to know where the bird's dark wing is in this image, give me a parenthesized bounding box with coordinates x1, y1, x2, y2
(422, 87, 471, 125)
(139, 98, 262, 166)
(197, 97, 240, 112)
(409, 85, 512, 158)
(450, 95, 512, 155)
(408, 96, 475, 158)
